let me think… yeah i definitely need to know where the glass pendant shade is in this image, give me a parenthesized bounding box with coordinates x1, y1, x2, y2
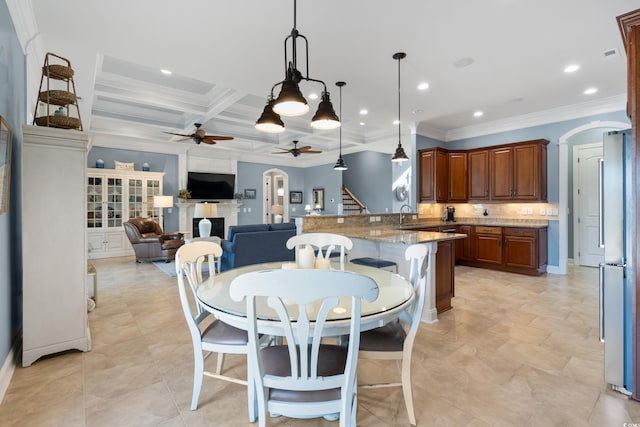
(311, 92, 341, 130)
(391, 142, 409, 162)
(255, 99, 285, 133)
(273, 80, 309, 116)
(333, 155, 347, 170)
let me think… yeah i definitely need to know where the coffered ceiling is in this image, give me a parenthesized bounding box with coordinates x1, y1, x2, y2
(22, 0, 636, 165)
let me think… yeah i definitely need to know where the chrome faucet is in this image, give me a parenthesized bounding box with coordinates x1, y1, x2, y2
(399, 204, 412, 225)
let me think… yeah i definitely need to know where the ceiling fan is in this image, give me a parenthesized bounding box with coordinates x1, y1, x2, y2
(163, 123, 234, 145)
(272, 140, 322, 157)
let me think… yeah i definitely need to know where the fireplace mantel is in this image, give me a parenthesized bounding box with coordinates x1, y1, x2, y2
(177, 201, 242, 239)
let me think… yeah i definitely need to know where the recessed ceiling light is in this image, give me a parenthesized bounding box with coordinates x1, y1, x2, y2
(160, 69, 172, 75)
(584, 87, 598, 95)
(359, 109, 368, 115)
(393, 119, 400, 125)
(564, 64, 580, 73)
(417, 82, 429, 90)
(308, 93, 319, 100)
(359, 122, 365, 126)
(453, 57, 474, 68)
(473, 111, 484, 117)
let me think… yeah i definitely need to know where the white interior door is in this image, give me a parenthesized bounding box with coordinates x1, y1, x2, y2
(573, 143, 604, 267)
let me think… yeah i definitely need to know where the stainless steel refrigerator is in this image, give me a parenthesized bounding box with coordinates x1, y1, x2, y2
(599, 129, 633, 395)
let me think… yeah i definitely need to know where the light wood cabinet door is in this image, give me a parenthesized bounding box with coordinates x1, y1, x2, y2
(468, 149, 490, 200)
(448, 152, 468, 201)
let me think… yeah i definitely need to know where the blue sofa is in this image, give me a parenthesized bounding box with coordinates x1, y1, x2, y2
(220, 222, 297, 271)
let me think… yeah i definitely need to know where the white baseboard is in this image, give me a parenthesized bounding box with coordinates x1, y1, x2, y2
(546, 265, 564, 275)
(0, 338, 19, 405)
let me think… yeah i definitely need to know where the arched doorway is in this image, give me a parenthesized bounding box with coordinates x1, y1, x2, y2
(262, 168, 289, 224)
(557, 120, 629, 274)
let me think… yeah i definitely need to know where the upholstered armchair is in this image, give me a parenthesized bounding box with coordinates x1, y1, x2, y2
(124, 217, 185, 263)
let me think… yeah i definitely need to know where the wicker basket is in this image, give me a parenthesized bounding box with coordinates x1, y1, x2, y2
(43, 64, 74, 80)
(35, 115, 82, 130)
(38, 90, 77, 106)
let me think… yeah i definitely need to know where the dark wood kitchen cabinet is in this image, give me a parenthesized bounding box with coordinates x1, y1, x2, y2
(468, 149, 490, 200)
(455, 225, 473, 262)
(473, 226, 503, 265)
(447, 152, 468, 201)
(436, 239, 455, 313)
(419, 148, 448, 202)
(503, 227, 548, 275)
(490, 139, 548, 201)
(457, 225, 548, 276)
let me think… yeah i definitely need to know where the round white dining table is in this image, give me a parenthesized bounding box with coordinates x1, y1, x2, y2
(196, 261, 415, 335)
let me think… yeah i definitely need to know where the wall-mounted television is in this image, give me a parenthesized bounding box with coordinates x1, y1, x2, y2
(187, 172, 236, 200)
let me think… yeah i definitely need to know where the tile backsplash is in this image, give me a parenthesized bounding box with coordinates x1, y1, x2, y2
(418, 202, 559, 221)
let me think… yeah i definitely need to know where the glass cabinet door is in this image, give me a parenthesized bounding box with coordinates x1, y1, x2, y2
(106, 178, 123, 228)
(128, 178, 144, 219)
(146, 179, 161, 221)
(87, 177, 103, 228)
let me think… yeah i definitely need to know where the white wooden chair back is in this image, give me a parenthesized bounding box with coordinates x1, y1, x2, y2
(230, 269, 379, 427)
(175, 241, 222, 320)
(286, 233, 353, 270)
(404, 244, 430, 335)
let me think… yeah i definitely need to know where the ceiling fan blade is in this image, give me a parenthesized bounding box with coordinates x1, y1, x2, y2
(296, 146, 313, 151)
(304, 150, 322, 154)
(206, 135, 234, 141)
(201, 139, 217, 145)
(163, 131, 191, 137)
(272, 151, 292, 154)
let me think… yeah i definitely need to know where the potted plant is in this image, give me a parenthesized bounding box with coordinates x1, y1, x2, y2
(177, 188, 191, 203)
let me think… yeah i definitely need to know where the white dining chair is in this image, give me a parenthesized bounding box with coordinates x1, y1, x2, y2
(357, 243, 430, 426)
(229, 269, 379, 427)
(286, 233, 353, 270)
(175, 241, 254, 417)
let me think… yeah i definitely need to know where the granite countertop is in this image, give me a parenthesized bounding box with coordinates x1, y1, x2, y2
(397, 217, 549, 229)
(323, 227, 467, 245)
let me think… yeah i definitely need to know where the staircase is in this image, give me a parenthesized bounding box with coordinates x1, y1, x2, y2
(342, 186, 365, 214)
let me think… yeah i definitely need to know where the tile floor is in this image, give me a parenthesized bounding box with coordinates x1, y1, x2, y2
(1, 257, 639, 426)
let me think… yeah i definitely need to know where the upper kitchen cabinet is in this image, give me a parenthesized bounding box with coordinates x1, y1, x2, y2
(419, 148, 448, 202)
(468, 149, 490, 201)
(490, 139, 548, 201)
(447, 152, 468, 201)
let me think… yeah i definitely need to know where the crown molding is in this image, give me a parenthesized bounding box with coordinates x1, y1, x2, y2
(441, 94, 627, 142)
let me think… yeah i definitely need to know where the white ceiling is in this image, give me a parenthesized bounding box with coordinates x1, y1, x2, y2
(25, 0, 635, 165)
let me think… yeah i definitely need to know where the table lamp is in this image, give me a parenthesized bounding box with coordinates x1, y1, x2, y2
(194, 202, 217, 237)
(304, 204, 312, 215)
(272, 204, 284, 223)
(153, 195, 173, 231)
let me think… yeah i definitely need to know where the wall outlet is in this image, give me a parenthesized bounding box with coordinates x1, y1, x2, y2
(412, 215, 417, 220)
(546, 208, 553, 216)
(247, 207, 251, 213)
(552, 208, 559, 216)
(526, 208, 532, 215)
(520, 208, 527, 215)
(375, 216, 381, 222)
(370, 216, 376, 222)
(539, 207, 546, 215)
(337, 217, 344, 224)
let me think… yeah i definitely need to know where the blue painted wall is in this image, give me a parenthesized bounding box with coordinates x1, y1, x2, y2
(0, 0, 26, 366)
(343, 151, 392, 213)
(87, 148, 180, 232)
(303, 163, 343, 215)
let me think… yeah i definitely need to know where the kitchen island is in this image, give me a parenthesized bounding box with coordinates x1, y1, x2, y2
(297, 213, 548, 321)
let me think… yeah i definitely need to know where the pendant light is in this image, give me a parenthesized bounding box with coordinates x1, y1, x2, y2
(391, 52, 409, 162)
(334, 81, 347, 171)
(255, 0, 340, 132)
(255, 97, 285, 133)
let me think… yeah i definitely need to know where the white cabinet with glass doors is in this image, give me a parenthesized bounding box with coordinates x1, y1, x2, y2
(87, 168, 165, 258)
